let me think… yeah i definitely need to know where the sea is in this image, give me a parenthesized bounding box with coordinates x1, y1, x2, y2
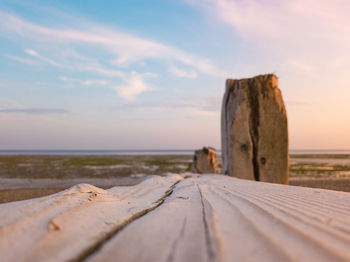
(0, 149, 350, 155)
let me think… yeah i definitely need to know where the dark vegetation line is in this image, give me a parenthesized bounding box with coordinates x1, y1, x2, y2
(71, 180, 181, 262)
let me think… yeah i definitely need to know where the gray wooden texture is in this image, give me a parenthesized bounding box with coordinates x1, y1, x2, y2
(1, 174, 350, 262)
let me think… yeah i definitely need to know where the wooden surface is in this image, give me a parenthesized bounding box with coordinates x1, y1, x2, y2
(1, 174, 350, 261)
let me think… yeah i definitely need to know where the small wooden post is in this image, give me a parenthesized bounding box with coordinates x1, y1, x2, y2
(192, 147, 218, 174)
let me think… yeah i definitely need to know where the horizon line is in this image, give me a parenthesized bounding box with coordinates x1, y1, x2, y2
(1, 149, 350, 151)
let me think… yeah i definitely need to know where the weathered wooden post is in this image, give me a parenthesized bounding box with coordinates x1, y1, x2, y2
(192, 147, 218, 174)
(221, 74, 288, 184)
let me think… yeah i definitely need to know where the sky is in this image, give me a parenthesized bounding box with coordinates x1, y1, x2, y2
(0, 0, 350, 150)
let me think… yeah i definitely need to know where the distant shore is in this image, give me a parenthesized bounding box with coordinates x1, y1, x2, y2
(2, 149, 350, 155)
(1, 153, 350, 203)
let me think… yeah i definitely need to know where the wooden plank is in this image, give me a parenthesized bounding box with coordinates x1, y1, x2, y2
(88, 175, 350, 262)
(198, 175, 350, 261)
(1, 174, 350, 262)
(86, 178, 212, 262)
(0, 174, 182, 262)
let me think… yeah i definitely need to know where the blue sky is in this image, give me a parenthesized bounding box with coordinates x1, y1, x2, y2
(1, 0, 350, 150)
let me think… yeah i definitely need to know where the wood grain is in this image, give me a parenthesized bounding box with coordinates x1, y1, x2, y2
(1, 174, 350, 261)
(0, 174, 181, 262)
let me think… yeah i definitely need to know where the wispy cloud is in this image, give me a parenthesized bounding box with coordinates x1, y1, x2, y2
(5, 54, 37, 65)
(25, 49, 38, 56)
(80, 79, 109, 86)
(76, 64, 124, 78)
(0, 10, 227, 77)
(189, 0, 350, 41)
(169, 65, 197, 79)
(58, 76, 77, 81)
(0, 108, 71, 114)
(188, 0, 350, 74)
(0, 98, 70, 115)
(25, 49, 63, 67)
(114, 72, 152, 101)
(59, 76, 109, 87)
(58, 73, 151, 99)
(107, 95, 221, 116)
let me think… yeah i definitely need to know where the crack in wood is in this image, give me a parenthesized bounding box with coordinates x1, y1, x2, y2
(197, 184, 217, 262)
(166, 217, 187, 262)
(247, 80, 260, 181)
(70, 180, 181, 262)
